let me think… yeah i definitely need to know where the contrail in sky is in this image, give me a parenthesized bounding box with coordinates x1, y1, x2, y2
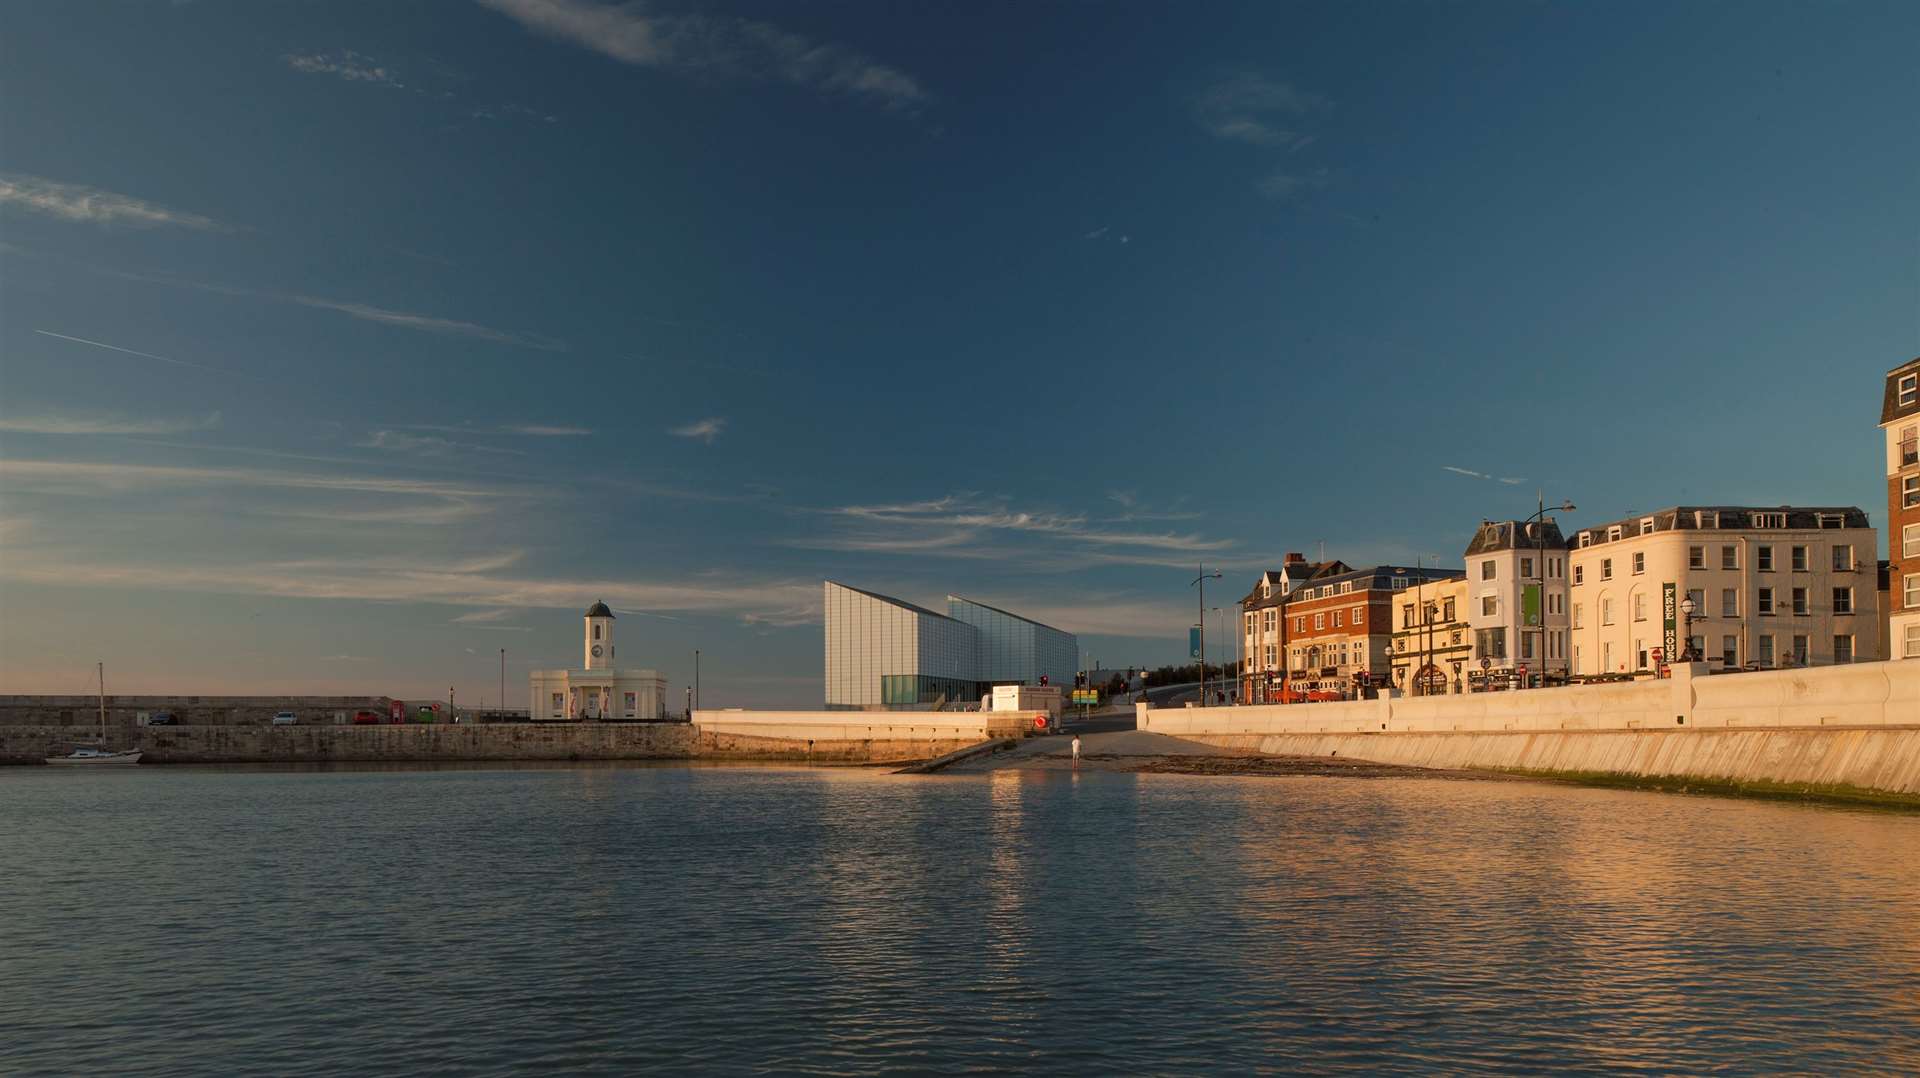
(33, 329, 254, 379)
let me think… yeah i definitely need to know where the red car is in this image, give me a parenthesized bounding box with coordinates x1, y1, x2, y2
(352, 710, 382, 725)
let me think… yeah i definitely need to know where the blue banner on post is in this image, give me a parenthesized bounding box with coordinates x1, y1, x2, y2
(1189, 626, 1202, 659)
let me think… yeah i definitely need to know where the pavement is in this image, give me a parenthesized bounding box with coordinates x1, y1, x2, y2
(944, 727, 1241, 772)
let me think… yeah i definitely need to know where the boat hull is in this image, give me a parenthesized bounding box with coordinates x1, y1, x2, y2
(45, 751, 144, 766)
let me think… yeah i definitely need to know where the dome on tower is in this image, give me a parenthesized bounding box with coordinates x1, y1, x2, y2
(585, 601, 615, 619)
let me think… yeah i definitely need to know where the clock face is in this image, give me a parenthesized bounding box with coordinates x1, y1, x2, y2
(591, 645, 604, 657)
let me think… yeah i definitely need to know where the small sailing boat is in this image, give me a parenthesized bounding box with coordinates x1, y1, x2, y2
(46, 661, 143, 766)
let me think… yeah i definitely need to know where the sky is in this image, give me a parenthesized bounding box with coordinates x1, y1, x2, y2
(2, 0, 1917, 707)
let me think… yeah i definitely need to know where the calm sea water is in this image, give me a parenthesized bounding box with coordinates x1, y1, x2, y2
(2, 765, 1917, 1075)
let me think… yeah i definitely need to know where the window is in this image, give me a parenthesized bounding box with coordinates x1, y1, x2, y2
(1791, 587, 1808, 616)
(1721, 588, 1738, 617)
(1294, 616, 1306, 633)
(1756, 545, 1773, 571)
(1757, 587, 1774, 615)
(1834, 635, 1854, 664)
(1481, 595, 1498, 617)
(1754, 512, 1786, 529)
(1331, 610, 1343, 628)
(1522, 557, 1538, 580)
(1632, 552, 1646, 575)
(1573, 565, 1585, 585)
(1721, 546, 1738, 570)
(1689, 545, 1705, 569)
(1353, 607, 1364, 626)
(1341, 582, 1353, 594)
(1608, 526, 1622, 542)
(1906, 622, 1920, 659)
(1392, 576, 1409, 590)
(1791, 545, 1808, 572)
(593, 624, 601, 640)
(1722, 636, 1738, 667)
(1572, 603, 1583, 629)
(1633, 593, 1648, 621)
(1697, 510, 1720, 529)
(1246, 613, 1256, 635)
(1901, 425, 1918, 467)
(1579, 532, 1592, 548)
(1757, 635, 1774, 666)
(1601, 598, 1615, 625)
(1905, 574, 1919, 610)
(1264, 610, 1276, 632)
(1476, 628, 1508, 658)
(1817, 513, 1845, 530)
(1265, 645, 1276, 667)
(1601, 558, 1613, 581)
(1685, 587, 1704, 610)
(1905, 475, 1919, 509)
(1792, 634, 1809, 665)
(1832, 587, 1852, 615)
(1602, 641, 1614, 671)
(1442, 598, 1455, 621)
(1640, 518, 1655, 536)
(1901, 372, 1919, 408)
(1521, 633, 1536, 660)
(623, 691, 637, 715)
(1401, 604, 1414, 628)
(1905, 523, 1920, 558)
(1313, 613, 1324, 630)
(1481, 560, 1496, 581)
(551, 692, 564, 715)
(1831, 546, 1853, 571)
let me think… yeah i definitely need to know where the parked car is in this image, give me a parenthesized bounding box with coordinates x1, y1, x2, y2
(352, 710, 382, 725)
(147, 712, 178, 726)
(271, 711, 298, 726)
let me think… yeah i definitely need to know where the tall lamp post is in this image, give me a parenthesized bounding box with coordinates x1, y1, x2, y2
(1191, 565, 1222, 705)
(1678, 597, 1701, 661)
(1526, 495, 1577, 688)
(1211, 606, 1231, 705)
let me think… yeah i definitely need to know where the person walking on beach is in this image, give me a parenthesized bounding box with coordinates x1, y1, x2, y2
(1071, 734, 1081, 770)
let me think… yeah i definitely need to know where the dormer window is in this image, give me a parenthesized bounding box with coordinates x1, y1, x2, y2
(1755, 512, 1786, 529)
(1640, 518, 1655, 535)
(1607, 526, 1622, 542)
(1901, 372, 1918, 408)
(1578, 532, 1592, 548)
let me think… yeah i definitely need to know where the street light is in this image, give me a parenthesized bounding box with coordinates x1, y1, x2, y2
(1527, 495, 1576, 688)
(1191, 565, 1222, 705)
(1678, 596, 1700, 661)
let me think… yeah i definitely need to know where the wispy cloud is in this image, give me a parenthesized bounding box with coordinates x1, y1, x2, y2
(478, 0, 926, 109)
(1444, 465, 1527, 486)
(318, 654, 374, 662)
(1196, 73, 1329, 148)
(671, 417, 726, 444)
(1257, 168, 1331, 201)
(291, 295, 567, 351)
(0, 458, 507, 500)
(0, 173, 224, 231)
(283, 51, 404, 87)
(825, 494, 1233, 553)
(358, 430, 526, 457)
(0, 411, 221, 436)
(33, 329, 259, 380)
(451, 608, 516, 623)
(506, 424, 591, 436)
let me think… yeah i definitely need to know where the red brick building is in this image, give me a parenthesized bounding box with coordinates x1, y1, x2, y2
(1883, 357, 1920, 658)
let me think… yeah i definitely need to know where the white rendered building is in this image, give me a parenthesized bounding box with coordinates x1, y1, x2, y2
(528, 602, 668, 721)
(1567, 507, 1879, 675)
(1463, 518, 1573, 684)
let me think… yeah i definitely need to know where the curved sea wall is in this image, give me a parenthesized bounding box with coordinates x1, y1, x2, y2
(1141, 661, 1920, 796)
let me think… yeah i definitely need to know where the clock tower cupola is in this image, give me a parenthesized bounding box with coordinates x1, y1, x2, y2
(584, 601, 615, 669)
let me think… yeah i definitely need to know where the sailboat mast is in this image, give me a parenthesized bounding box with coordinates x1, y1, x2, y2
(98, 660, 106, 743)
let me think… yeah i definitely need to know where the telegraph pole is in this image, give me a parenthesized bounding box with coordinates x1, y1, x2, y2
(499, 648, 505, 719)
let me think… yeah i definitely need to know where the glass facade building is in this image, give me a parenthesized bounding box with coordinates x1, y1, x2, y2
(823, 582, 1078, 710)
(946, 595, 1078, 689)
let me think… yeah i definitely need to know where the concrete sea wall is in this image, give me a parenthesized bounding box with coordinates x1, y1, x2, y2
(1141, 660, 1920, 796)
(2, 711, 1005, 766)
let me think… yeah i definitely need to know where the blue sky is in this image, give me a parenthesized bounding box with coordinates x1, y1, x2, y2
(2, 0, 1916, 706)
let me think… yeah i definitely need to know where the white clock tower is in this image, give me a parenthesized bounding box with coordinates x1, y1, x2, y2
(584, 600, 615, 670)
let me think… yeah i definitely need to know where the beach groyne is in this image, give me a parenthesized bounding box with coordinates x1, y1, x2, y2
(1141, 661, 1920, 796)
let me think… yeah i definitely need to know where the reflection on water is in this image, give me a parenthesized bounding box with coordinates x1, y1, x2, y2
(1, 766, 1917, 1074)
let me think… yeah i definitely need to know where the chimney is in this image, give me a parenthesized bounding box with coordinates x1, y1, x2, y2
(1283, 551, 1308, 566)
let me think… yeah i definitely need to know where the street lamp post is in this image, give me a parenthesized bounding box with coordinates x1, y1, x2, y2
(1679, 597, 1701, 661)
(1191, 565, 1222, 705)
(1526, 495, 1577, 688)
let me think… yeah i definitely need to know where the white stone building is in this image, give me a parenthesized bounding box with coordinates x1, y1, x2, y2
(528, 602, 668, 721)
(1567, 507, 1879, 675)
(1464, 517, 1573, 685)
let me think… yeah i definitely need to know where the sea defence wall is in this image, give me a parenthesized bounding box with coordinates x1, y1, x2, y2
(0, 709, 1029, 765)
(1139, 661, 1920, 795)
